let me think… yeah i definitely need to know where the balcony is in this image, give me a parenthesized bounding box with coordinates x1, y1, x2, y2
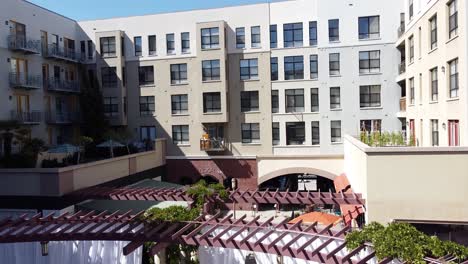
(9, 72, 42, 90)
(398, 61, 406, 75)
(397, 24, 405, 38)
(46, 44, 80, 63)
(46, 112, 80, 124)
(399, 97, 406, 112)
(7, 35, 41, 54)
(47, 78, 80, 93)
(10, 111, 42, 124)
(200, 138, 226, 152)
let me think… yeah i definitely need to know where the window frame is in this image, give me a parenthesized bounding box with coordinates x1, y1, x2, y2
(251, 26, 261, 48)
(358, 16, 380, 40)
(181, 32, 190, 53)
(203, 92, 221, 113)
(171, 94, 189, 115)
(309, 21, 317, 46)
(139, 96, 155, 116)
(359, 85, 381, 108)
(312, 121, 320, 145)
(286, 122, 306, 145)
(270, 24, 277, 48)
(283, 22, 303, 47)
(241, 123, 260, 144)
(431, 119, 439, 146)
(430, 67, 438, 101)
(202, 60, 220, 81)
(330, 87, 341, 109)
(429, 15, 437, 50)
(329, 53, 340, 76)
(148, 35, 157, 56)
(240, 59, 259, 80)
(101, 67, 117, 88)
(272, 122, 280, 145)
(328, 19, 340, 42)
(134, 36, 142, 56)
(271, 57, 278, 81)
(166, 33, 175, 55)
(172, 125, 189, 145)
(331, 120, 342, 143)
(409, 77, 415, 104)
(240, 91, 259, 112)
(138, 66, 154, 86)
(103, 96, 119, 117)
(271, 90, 279, 113)
(170, 63, 188, 85)
(359, 50, 381, 74)
(285, 88, 305, 113)
(100, 37, 116, 58)
(201, 27, 220, 49)
(284, 56, 304, 80)
(236, 27, 245, 49)
(311, 88, 319, 112)
(310, 54, 318, 79)
(449, 58, 459, 98)
(448, 0, 458, 39)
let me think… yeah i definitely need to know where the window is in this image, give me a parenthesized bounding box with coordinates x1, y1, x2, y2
(241, 123, 260, 144)
(271, 90, 279, 113)
(430, 68, 438, 101)
(270, 25, 277, 48)
(251, 26, 261, 48)
(285, 89, 304, 113)
(328, 19, 339, 42)
(236, 27, 245, 49)
(284, 56, 304, 80)
(409, 77, 415, 104)
(172, 125, 189, 145)
(181, 32, 190, 53)
(360, 120, 381, 133)
(241, 91, 259, 112)
(148, 35, 156, 55)
(330, 87, 341, 109)
(359, 51, 380, 73)
(431, 120, 439, 146)
(140, 126, 156, 141)
(139, 96, 155, 116)
(103, 97, 118, 117)
(429, 16, 437, 50)
(409, 0, 414, 19)
(331, 121, 342, 143)
(203, 92, 221, 113)
(80, 41, 86, 60)
(311, 88, 319, 112)
(310, 55, 318, 79)
(449, 58, 458, 98)
(171, 94, 188, 115)
(101, 67, 117, 88)
(360, 85, 381, 108)
(448, 0, 458, 39)
(121, 37, 125, 56)
(138, 66, 154, 85)
(448, 120, 459, 146)
(272, 122, 280, 145)
(87, 40, 93, 60)
(170, 64, 188, 84)
(329, 53, 340, 76)
(100, 37, 116, 57)
(309, 21, 317, 46)
(286, 122, 305, 145)
(312, 121, 320, 145)
(358, 16, 380, 39)
(240, 59, 258, 80)
(202, 60, 220, 81)
(166, 33, 175, 54)
(134, 36, 142, 56)
(409, 35, 414, 63)
(201, 27, 219, 49)
(283, 23, 303, 47)
(271, 57, 278, 81)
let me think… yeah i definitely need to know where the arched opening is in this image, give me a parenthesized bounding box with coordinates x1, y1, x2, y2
(201, 174, 219, 185)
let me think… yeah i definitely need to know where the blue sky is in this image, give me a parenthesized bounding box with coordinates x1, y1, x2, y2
(28, 0, 272, 21)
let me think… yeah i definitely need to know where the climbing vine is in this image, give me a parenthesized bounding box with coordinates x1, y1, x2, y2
(346, 222, 468, 263)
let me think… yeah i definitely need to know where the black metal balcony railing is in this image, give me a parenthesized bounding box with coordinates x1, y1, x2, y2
(200, 138, 226, 151)
(46, 112, 80, 124)
(9, 72, 42, 89)
(10, 110, 42, 124)
(7, 35, 41, 54)
(398, 61, 406, 74)
(47, 78, 80, 93)
(46, 44, 80, 62)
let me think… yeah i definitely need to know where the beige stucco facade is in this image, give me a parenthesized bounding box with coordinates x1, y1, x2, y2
(344, 135, 468, 223)
(398, 0, 468, 146)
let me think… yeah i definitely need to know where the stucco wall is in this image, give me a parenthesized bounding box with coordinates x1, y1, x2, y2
(344, 135, 468, 223)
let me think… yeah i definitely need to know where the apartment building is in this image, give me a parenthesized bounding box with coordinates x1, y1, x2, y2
(0, 0, 82, 146)
(397, 0, 467, 146)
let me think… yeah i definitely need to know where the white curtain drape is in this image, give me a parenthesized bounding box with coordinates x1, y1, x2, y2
(0, 241, 142, 264)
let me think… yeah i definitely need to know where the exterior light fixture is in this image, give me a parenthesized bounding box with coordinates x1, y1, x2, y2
(441, 66, 445, 73)
(442, 123, 447, 130)
(40, 241, 49, 256)
(231, 178, 237, 190)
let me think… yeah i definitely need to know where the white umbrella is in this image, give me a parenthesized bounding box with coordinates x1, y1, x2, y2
(96, 139, 124, 158)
